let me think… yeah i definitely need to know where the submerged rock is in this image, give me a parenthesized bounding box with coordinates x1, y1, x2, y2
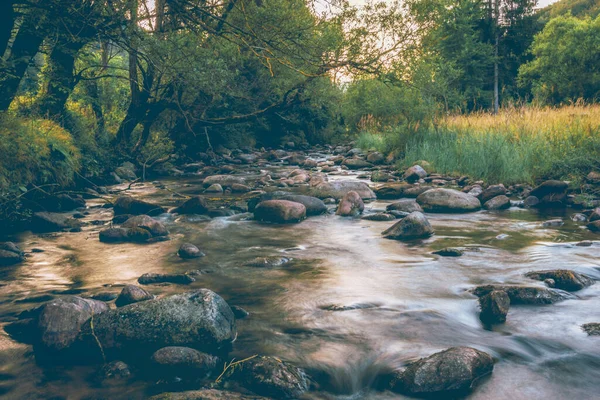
(386, 347, 494, 397)
(472, 285, 574, 305)
(382, 211, 434, 240)
(361, 213, 396, 221)
(97, 360, 132, 383)
(31, 212, 82, 233)
(311, 181, 376, 200)
(78, 289, 236, 359)
(113, 196, 165, 216)
(582, 323, 600, 336)
(138, 273, 195, 285)
(178, 243, 205, 259)
(254, 200, 306, 223)
(479, 290, 510, 324)
(416, 188, 481, 213)
(115, 285, 154, 307)
(150, 389, 269, 400)
(432, 247, 463, 257)
(151, 346, 219, 378)
(525, 270, 594, 291)
(336, 191, 364, 216)
(245, 256, 291, 268)
(202, 175, 246, 188)
(0, 242, 24, 266)
(226, 356, 309, 399)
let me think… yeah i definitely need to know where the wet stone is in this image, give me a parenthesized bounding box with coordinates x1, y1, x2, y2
(138, 273, 196, 285)
(582, 323, 600, 336)
(178, 243, 205, 259)
(432, 247, 464, 257)
(479, 290, 510, 324)
(525, 270, 594, 292)
(245, 256, 291, 268)
(115, 285, 154, 307)
(361, 213, 396, 221)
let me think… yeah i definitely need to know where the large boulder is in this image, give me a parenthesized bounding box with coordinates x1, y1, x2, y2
(226, 356, 309, 399)
(173, 196, 209, 215)
(472, 285, 574, 305)
(403, 165, 427, 183)
(36, 296, 109, 353)
(115, 285, 154, 307)
(382, 212, 434, 240)
(78, 289, 236, 359)
(478, 290, 510, 324)
(113, 196, 165, 216)
(386, 347, 494, 397)
(31, 212, 82, 233)
(524, 269, 594, 292)
(277, 195, 327, 216)
(417, 188, 481, 213)
(528, 180, 568, 207)
(336, 191, 364, 216)
(254, 200, 306, 223)
(386, 199, 423, 213)
(374, 183, 411, 199)
(121, 215, 169, 237)
(311, 181, 376, 200)
(478, 184, 507, 204)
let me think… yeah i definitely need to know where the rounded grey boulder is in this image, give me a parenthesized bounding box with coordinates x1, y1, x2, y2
(417, 188, 481, 213)
(382, 211, 434, 240)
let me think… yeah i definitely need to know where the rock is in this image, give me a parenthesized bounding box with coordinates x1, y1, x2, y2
(231, 306, 250, 319)
(173, 197, 209, 215)
(311, 181, 376, 200)
(576, 240, 593, 247)
(122, 215, 169, 237)
(478, 290, 510, 324)
(525, 270, 594, 291)
(99, 227, 130, 243)
(361, 213, 396, 221)
(203, 175, 246, 188)
(374, 183, 411, 199)
(206, 184, 224, 193)
(529, 180, 568, 207)
(416, 188, 481, 213)
(149, 389, 269, 400)
(367, 152, 385, 164)
(586, 171, 600, 184)
(97, 360, 131, 382)
(524, 195, 540, 207)
(386, 347, 494, 397)
(342, 158, 373, 169)
(542, 219, 564, 227)
(245, 256, 291, 268)
(226, 356, 309, 399)
(254, 200, 306, 223)
(371, 170, 394, 182)
(336, 191, 364, 216)
(478, 184, 507, 203)
(115, 164, 137, 180)
(302, 159, 318, 168)
(587, 220, 600, 232)
(138, 273, 195, 285)
(320, 303, 379, 311)
(403, 165, 427, 183)
(472, 285, 574, 305)
(0, 242, 24, 266)
(386, 199, 423, 213)
(582, 323, 600, 336)
(78, 289, 236, 359)
(31, 212, 82, 233)
(115, 285, 154, 307)
(432, 247, 463, 257)
(178, 243, 205, 259)
(38, 194, 86, 212)
(483, 195, 511, 210)
(113, 196, 165, 216)
(151, 346, 219, 378)
(36, 296, 109, 353)
(277, 195, 327, 216)
(382, 212, 434, 240)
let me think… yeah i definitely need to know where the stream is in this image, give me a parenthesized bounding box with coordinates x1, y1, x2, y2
(0, 161, 599, 399)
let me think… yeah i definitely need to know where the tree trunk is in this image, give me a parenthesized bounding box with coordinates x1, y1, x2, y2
(0, 15, 44, 112)
(0, 1, 16, 57)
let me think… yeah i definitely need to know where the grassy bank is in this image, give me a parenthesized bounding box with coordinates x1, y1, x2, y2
(359, 105, 600, 184)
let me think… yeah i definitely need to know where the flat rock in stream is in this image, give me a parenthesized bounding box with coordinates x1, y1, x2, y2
(138, 273, 196, 285)
(311, 181, 376, 200)
(320, 302, 380, 311)
(113, 196, 165, 216)
(150, 390, 269, 400)
(432, 247, 464, 257)
(361, 213, 396, 221)
(385, 347, 494, 397)
(417, 188, 481, 213)
(472, 285, 574, 304)
(78, 289, 236, 359)
(31, 212, 82, 233)
(122, 215, 169, 237)
(525, 270, 594, 291)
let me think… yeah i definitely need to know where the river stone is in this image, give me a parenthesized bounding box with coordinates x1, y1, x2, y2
(151, 346, 219, 378)
(371, 171, 394, 182)
(374, 183, 411, 199)
(277, 195, 327, 216)
(122, 215, 168, 237)
(0, 243, 24, 266)
(478, 184, 507, 204)
(404, 185, 434, 198)
(386, 199, 423, 213)
(587, 220, 600, 232)
(417, 188, 481, 213)
(529, 180, 568, 207)
(150, 389, 269, 400)
(484, 195, 511, 210)
(362, 213, 396, 221)
(226, 356, 309, 399)
(254, 200, 306, 223)
(472, 285, 574, 305)
(311, 181, 376, 200)
(432, 247, 463, 257)
(367, 152, 385, 164)
(173, 196, 209, 214)
(78, 289, 236, 359)
(245, 256, 291, 268)
(138, 273, 196, 285)
(582, 323, 600, 336)
(99, 227, 130, 243)
(403, 165, 427, 183)
(31, 212, 82, 233)
(97, 360, 132, 383)
(382, 211, 433, 240)
(386, 347, 494, 397)
(525, 270, 594, 291)
(113, 196, 165, 216)
(36, 296, 109, 353)
(479, 290, 510, 324)
(342, 158, 373, 169)
(178, 243, 205, 259)
(115, 285, 154, 307)
(336, 191, 364, 216)
(203, 175, 246, 188)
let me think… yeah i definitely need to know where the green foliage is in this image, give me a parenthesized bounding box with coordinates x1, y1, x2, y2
(538, 0, 600, 21)
(519, 14, 600, 104)
(138, 131, 174, 181)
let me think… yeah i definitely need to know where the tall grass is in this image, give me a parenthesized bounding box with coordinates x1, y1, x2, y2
(402, 105, 600, 184)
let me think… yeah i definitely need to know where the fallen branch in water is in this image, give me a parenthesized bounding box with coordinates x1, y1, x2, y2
(214, 354, 258, 384)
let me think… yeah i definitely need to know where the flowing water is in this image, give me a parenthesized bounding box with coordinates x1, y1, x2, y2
(0, 165, 599, 399)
